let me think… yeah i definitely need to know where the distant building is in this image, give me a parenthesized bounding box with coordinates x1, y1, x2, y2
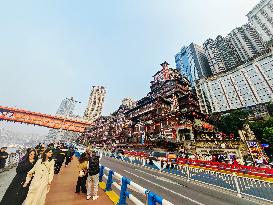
(247, 0, 273, 42)
(47, 97, 78, 141)
(228, 24, 268, 62)
(175, 43, 211, 86)
(84, 86, 106, 122)
(196, 52, 273, 113)
(121, 98, 136, 109)
(56, 97, 76, 117)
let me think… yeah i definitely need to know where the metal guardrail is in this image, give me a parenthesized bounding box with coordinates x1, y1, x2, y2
(0, 152, 23, 173)
(101, 151, 273, 203)
(99, 163, 174, 205)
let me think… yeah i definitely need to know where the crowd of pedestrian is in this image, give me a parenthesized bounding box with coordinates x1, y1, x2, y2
(0, 142, 100, 205)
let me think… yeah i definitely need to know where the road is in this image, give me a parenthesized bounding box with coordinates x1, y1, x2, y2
(0, 167, 16, 200)
(101, 156, 267, 205)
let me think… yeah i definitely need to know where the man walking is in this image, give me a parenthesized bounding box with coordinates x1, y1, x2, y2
(86, 147, 100, 200)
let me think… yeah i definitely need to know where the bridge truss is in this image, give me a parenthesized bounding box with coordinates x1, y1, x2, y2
(0, 106, 92, 132)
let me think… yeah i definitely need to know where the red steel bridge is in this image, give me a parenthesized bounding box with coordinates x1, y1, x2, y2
(0, 105, 92, 132)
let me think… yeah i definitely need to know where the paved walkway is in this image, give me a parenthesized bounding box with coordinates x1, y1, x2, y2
(0, 167, 16, 200)
(45, 158, 113, 205)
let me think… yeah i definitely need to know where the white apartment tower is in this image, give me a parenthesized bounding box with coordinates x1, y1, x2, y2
(196, 52, 273, 114)
(84, 86, 106, 122)
(228, 24, 268, 62)
(247, 0, 273, 42)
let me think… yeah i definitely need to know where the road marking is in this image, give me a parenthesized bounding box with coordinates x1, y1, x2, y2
(124, 170, 205, 205)
(135, 169, 187, 187)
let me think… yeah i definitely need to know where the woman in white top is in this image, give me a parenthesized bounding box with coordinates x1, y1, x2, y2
(23, 148, 55, 205)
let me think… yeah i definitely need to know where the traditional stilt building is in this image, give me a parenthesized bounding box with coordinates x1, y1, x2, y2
(125, 61, 212, 147)
(81, 62, 267, 164)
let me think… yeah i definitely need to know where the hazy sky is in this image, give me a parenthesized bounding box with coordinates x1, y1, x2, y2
(0, 0, 259, 134)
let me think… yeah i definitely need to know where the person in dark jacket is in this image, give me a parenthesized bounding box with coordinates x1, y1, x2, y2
(86, 148, 100, 200)
(0, 149, 37, 205)
(65, 148, 72, 167)
(0, 147, 9, 169)
(54, 146, 65, 174)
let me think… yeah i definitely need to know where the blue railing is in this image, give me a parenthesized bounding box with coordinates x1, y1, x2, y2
(99, 164, 174, 205)
(101, 151, 273, 203)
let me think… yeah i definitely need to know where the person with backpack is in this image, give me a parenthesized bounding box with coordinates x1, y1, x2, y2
(86, 147, 100, 200)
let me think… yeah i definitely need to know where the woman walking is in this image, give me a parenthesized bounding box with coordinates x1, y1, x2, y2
(23, 148, 55, 205)
(75, 153, 88, 193)
(0, 149, 37, 205)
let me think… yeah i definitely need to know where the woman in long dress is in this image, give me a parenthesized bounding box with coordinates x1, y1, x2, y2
(23, 148, 55, 205)
(0, 149, 37, 205)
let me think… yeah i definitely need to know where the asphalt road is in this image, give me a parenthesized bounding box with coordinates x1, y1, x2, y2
(101, 157, 268, 205)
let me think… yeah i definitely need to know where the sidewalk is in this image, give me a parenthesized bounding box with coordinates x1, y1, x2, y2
(45, 157, 113, 205)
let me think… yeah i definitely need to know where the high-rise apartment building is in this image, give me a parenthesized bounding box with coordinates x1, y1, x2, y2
(56, 97, 76, 117)
(175, 43, 211, 86)
(228, 24, 268, 62)
(215, 35, 242, 70)
(247, 0, 273, 42)
(47, 97, 78, 141)
(121, 98, 136, 109)
(203, 36, 242, 75)
(84, 86, 106, 122)
(196, 52, 273, 114)
(203, 39, 227, 75)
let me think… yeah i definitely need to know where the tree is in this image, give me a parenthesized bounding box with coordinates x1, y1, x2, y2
(267, 103, 273, 116)
(217, 110, 249, 136)
(250, 117, 273, 156)
(263, 127, 273, 145)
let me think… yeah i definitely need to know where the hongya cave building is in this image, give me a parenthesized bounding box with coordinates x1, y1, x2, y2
(81, 62, 267, 162)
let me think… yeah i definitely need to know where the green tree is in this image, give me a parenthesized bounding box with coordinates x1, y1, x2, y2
(217, 110, 249, 136)
(250, 117, 273, 156)
(267, 103, 273, 116)
(263, 127, 273, 145)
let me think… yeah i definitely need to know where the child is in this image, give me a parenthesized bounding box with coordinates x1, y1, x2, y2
(75, 153, 88, 193)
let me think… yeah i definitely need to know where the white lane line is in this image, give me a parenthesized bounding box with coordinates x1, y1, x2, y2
(124, 170, 206, 205)
(135, 169, 186, 187)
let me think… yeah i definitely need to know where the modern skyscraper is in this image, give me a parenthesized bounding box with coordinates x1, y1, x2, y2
(84, 86, 106, 122)
(175, 43, 211, 86)
(247, 0, 273, 42)
(228, 24, 268, 62)
(203, 39, 227, 75)
(196, 52, 273, 114)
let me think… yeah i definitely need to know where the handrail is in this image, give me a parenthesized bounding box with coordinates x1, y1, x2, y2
(103, 149, 273, 178)
(100, 150, 273, 203)
(0, 151, 23, 173)
(99, 164, 174, 205)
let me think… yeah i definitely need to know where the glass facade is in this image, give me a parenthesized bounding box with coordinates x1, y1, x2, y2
(175, 43, 211, 87)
